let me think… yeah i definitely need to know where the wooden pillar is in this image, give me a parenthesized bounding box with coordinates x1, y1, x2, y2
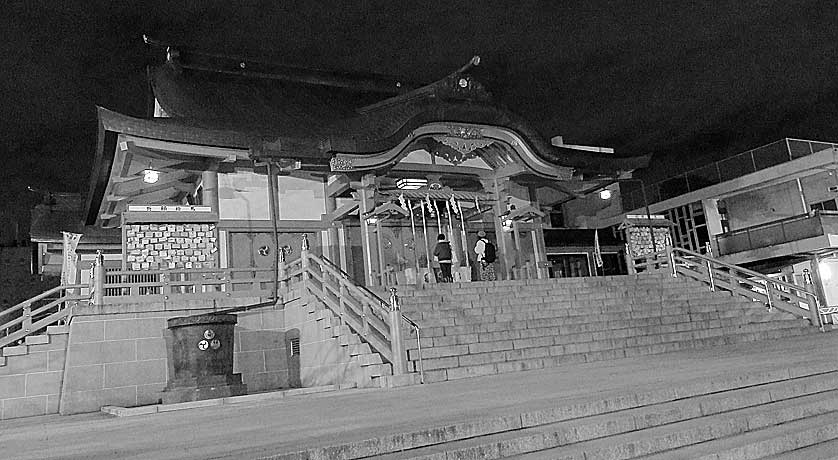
(527, 185, 548, 279)
(357, 174, 377, 286)
(201, 171, 219, 213)
(324, 189, 340, 265)
(483, 178, 512, 280)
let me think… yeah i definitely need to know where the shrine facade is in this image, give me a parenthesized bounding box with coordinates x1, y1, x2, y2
(84, 40, 649, 287)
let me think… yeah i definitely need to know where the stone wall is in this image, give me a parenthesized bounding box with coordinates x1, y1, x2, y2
(283, 292, 367, 387)
(58, 297, 289, 415)
(0, 332, 67, 420)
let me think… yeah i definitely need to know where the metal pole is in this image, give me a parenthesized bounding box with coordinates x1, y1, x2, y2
(266, 162, 281, 300)
(641, 180, 657, 254)
(389, 288, 406, 376)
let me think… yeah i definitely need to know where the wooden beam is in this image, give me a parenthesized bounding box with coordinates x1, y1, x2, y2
(326, 202, 359, 222)
(494, 163, 526, 179)
(326, 175, 351, 197)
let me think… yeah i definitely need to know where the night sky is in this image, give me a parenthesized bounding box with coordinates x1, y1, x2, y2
(2, 1, 837, 240)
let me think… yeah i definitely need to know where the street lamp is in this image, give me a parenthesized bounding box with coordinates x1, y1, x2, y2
(599, 178, 657, 254)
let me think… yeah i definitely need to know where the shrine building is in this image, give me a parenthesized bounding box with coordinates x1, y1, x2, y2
(84, 38, 650, 287)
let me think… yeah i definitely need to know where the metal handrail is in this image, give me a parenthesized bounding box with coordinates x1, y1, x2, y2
(632, 246, 823, 329)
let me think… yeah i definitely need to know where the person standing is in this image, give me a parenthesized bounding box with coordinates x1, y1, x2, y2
(474, 230, 497, 281)
(433, 233, 452, 282)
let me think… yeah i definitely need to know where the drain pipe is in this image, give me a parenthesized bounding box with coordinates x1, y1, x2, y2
(266, 161, 281, 301)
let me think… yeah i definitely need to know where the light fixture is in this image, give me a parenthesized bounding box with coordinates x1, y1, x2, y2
(366, 217, 379, 225)
(396, 178, 428, 190)
(599, 189, 612, 200)
(820, 260, 832, 280)
(143, 169, 160, 184)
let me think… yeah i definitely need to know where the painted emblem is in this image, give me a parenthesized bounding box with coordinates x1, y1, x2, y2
(203, 329, 215, 340)
(197, 340, 209, 351)
(210, 339, 221, 350)
(258, 245, 271, 256)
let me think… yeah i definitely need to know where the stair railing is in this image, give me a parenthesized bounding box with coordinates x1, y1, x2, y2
(281, 235, 422, 379)
(0, 284, 87, 349)
(632, 246, 824, 329)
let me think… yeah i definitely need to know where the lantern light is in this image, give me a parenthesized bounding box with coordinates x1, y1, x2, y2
(143, 169, 160, 184)
(599, 189, 612, 200)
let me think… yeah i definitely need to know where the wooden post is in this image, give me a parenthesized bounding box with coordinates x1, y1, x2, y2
(278, 247, 287, 291)
(22, 302, 32, 334)
(804, 268, 826, 329)
(357, 174, 377, 286)
(93, 251, 105, 306)
(301, 234, 310, 290)
(389, 288, 406, 376)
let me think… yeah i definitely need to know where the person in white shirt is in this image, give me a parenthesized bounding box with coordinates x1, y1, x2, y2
(474, 230, 497, 281)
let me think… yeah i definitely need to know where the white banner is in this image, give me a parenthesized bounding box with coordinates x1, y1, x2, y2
(61, 232, 83, 286)
(594, 229, 604, 268)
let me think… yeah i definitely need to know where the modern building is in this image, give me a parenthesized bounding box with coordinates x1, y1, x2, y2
(595, 138, 838, 315)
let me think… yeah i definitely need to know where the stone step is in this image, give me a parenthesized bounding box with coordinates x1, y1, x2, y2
(404, 296, 759, 317)
(379, 388, 838, 460)
(46, 324, 69, 335)
(408, 317, 801, 361)
(416, 325, 815, 382)
(513, 406, 838, 460)
(410, 311, 801, 342)
(760, 436, 838, 459)
(401, 294, 754, 313)
(407, 305, 780, 328)
(0, 345, 27, 356)
(270, 364, 838, 460)
(24, 334, 49, 345)
(372, 372, 422, 388)
(399, 289, 727, 307)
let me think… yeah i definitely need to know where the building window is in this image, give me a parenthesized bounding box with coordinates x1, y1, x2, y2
(811, 199, 838, 212)
(549, 209, 565, 228)
(666, 202, 710, 253)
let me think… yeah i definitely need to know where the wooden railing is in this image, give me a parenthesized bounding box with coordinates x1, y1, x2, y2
(632, 246, 825, 329)
(0, 284, 86, 349)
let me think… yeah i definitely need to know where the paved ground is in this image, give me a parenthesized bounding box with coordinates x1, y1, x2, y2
(3, 333, 837, 460)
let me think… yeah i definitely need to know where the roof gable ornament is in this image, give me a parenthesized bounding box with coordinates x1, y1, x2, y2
(430, 124, 494, 165)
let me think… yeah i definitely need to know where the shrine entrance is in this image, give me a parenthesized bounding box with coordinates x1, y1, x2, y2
(322, 122, 575, 287)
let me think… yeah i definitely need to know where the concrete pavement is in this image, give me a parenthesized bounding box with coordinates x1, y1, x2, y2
(2, 333, 837, 460)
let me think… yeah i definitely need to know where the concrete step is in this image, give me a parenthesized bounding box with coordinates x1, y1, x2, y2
(409, 323, 806, 360)
(513, 405, 838, 460)
(415, 324, 816, 382)
(24, 334, 49, 345)
(379, 388, 838, 459)
(760, 436, 838, 459)
(373, 372, 422, 388)
(46, 324, 69, 335)
(269, 364, 838, 460)
(0, 345, 27, 356)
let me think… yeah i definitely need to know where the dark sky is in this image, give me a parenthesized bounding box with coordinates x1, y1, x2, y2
(2, 1, 838, 233)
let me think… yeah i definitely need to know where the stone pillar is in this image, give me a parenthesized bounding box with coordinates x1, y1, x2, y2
(201, 171, 219, 213)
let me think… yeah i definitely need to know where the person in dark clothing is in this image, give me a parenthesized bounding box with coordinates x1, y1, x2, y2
(433, 233, 452, 282)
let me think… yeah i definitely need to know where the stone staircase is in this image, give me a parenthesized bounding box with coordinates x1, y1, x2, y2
(396, 273, 818, 383)
(270, 358, 838, 459)
(285, 290, 420, 389)
(0, 325, 69, 419)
